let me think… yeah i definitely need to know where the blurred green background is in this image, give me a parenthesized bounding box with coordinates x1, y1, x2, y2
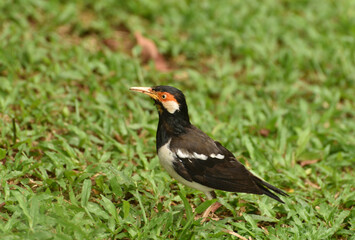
(0, 0, 354, 239)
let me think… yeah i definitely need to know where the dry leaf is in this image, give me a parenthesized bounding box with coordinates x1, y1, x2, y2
(210, 202, 222, 213)
(261, 226, 269, 235)
(155, 54, 170, 72)
(305, 179, 321, 189)
(135, 32, 169, 72)
(259, 128, 270, 137)
(300, 159, 320, 167)
(114, 133, 125, 144)
(200, 202, 222, 223)
(103, 38, 119, 51)
(222, 229, 249, 240)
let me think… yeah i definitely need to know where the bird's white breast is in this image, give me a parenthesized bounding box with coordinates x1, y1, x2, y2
(157, 139, 214, 194)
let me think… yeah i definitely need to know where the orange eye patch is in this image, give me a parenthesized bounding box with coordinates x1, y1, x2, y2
(157, 92, 177, 103)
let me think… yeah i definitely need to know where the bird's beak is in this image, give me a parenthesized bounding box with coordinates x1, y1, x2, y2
(130, 87, 159, 100)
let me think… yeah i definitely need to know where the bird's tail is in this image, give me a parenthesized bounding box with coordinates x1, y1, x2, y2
(254, 177, 289, 203)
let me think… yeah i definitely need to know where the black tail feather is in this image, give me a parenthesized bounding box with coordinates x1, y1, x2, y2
(254, 177, 289, 203)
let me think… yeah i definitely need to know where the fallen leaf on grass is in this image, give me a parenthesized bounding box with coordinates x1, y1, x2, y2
(201, 202, 222, 223)
(261, 226, 269, 235)
(222, 229, 249, 240)
(114, 133, 125, 144)
(135, 32, 169, 72)
(103, 38, 119, 51)
(305, 179, 321, 189)
(299, 159, 320, 167)
(259, 128, 270, 137)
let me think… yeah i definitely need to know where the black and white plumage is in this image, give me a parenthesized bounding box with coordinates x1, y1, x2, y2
(130, 86, 288, 203)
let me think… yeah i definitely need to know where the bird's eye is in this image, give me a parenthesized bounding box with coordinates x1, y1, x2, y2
(162, 94, 167, 99)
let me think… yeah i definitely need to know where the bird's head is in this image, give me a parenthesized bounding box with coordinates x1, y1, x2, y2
(130, 86, 190, 123)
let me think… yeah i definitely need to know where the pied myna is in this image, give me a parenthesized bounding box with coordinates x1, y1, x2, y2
(130, 86, 288, 212)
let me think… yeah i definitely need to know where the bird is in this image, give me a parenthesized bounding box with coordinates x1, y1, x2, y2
(130, 85, 288, 214)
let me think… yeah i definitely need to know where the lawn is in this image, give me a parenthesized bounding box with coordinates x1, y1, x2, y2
(0, 0, 354, 239)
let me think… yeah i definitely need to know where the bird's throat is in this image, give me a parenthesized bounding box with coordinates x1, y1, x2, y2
(156, 114, 190, 151)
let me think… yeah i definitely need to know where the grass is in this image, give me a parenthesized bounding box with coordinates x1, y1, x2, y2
(0, 0, 354, 239)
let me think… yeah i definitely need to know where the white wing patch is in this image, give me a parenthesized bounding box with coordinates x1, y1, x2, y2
(210, 153, 225, 159)
(193, 152, 208, 160)
(162, 100, 180, 114)
(176, 149, 190, 159)
(176, 149, 224, 160)
(176, 149, 208, 160)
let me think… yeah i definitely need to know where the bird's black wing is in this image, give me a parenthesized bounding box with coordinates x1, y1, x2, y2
(170, 125, 288, 202)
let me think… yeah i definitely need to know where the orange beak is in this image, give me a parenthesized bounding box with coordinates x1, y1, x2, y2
(130, 87, 159, 100)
